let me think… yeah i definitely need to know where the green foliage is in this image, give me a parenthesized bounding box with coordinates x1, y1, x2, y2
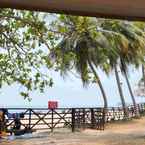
(1, 9, 145, 101)
(50, 16, 145, 110)
(0, 9, 54, 100)
(50, 16, 109, 85)
(100, 20, 145, 72)
(51, 15, 145, 85)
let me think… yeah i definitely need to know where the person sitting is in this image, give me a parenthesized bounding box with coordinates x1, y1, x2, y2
(13, 117, 22, 130)
(0, 109, 8, 138)
(0, 111, 3, 138)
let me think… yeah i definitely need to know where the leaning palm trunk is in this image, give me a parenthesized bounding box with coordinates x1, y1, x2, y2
(88, 60, 108, 109)
(88, 59, 108, 124)
(114, 65, 128, 118)
(123, 68, 140, 117)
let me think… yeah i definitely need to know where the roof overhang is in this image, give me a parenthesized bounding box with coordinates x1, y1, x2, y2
(0, 0, 145, 21)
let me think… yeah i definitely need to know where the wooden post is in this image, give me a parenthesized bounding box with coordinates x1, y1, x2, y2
(72, 108, 75, 132)
(102, 108, 105, 130)
(112, 107, 115, 120)
(28, 109, 32, 130)
(144, 103, 145, 112)
(78, 109, 80, 128)
(142, 104, 144, 113)
(91, 108, 95, 129)
(82, 109, 86, 129)
(138, 104, 141, 114)
(51, 109, 54, 132)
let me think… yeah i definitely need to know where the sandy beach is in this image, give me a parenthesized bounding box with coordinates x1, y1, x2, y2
(1, 116, 145, 145)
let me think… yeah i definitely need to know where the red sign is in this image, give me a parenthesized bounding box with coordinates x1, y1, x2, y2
(48, 101, 58, 109)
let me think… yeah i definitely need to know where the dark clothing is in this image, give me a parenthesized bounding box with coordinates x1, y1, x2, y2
(13, 118, 21, 130)
(0, 111, 4, 134)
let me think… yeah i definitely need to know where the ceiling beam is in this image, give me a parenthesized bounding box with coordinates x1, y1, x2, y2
(0, 0, 145, 21)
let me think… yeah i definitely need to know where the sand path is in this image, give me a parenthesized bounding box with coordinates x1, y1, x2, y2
(1, 117, 145, 145)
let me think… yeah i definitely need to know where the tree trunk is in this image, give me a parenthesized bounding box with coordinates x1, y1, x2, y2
(142, 65, 145, 89)
(114, 65, 128, 118)
(123, 68, 139, 117)
(88, 60, 108, 109)
(88, 60, 107, 125)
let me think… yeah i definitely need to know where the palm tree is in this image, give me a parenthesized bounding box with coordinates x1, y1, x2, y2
(51, 16, 145, 118)
(51, 16, 109, 111)
(134, 22, 145, 93)
(100, 20, 145, 117)
(95, 22, 129, 116)
(118, 23, 145, 117)
(120, 60, 140, 116)
(62, 34, 109, 110)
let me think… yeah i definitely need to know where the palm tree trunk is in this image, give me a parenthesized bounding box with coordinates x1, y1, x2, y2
(114, 65, 128, 118)
(142, 65, 145, 88)
(88, 60, 108, 109)
(88, 60, 107, 125)
(123, 68, 139, 117)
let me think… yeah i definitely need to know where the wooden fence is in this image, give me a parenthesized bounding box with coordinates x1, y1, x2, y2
(106, 103, 145, 122)
(1, 103, 145, 133)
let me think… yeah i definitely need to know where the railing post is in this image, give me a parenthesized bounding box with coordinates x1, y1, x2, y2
(82, 109, 86, 129)
(78, 109, 81, 128)
(138, 104, 140, 114)
(72, 108, 75, 132)
(91, 108, 95, 129)
(141, 104, 144, 113)
(51, 109, 54, 132)
(28, 109, 32, 130)
(102, 108, 105, 130)
(144, 103, 145, 112)
(112, 107, 115, 120)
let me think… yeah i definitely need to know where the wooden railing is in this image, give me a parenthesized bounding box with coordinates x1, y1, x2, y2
(106, 103, 145, 122)
(1, 103, 145, 133)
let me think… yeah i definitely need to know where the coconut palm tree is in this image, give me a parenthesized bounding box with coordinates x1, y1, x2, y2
(100, 20, 145, 116)
(51, 16, 145, 118)
(96, 25, 130, 117)
(51, 16, 109, 110)
(134, 22, 145, 97)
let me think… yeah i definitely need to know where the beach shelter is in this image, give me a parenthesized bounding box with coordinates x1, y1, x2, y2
(0, 0, 145, 21)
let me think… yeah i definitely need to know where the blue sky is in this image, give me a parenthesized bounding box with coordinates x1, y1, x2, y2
(1, 14, 145, 108)
(0, 65, 145, 108)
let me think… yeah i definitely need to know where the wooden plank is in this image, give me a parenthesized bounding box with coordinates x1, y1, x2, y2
(0, 0, 145, 20)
